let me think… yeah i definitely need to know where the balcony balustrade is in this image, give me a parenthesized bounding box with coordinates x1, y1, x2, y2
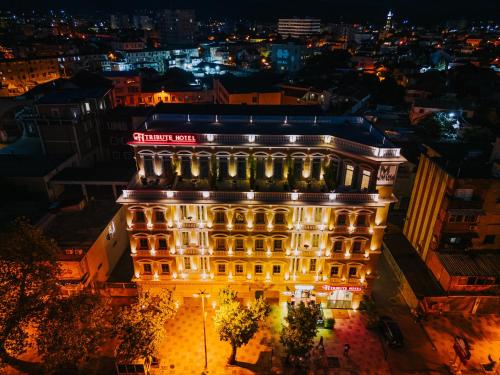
(120, 189, 382, 205)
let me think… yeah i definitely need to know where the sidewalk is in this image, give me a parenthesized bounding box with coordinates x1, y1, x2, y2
(423, 314, 500, 374)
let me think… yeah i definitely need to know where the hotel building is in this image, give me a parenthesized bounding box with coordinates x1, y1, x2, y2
(117, 112, 405, 308)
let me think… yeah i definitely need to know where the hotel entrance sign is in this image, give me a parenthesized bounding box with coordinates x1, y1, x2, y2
(322, 285, 362, 292)
(132, 132, 197, 145)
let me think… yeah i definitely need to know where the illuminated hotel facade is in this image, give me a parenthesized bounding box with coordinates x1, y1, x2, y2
(118, 112, 405, 309)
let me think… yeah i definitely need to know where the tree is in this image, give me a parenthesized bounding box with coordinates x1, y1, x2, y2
(36, 292, 111, 373)
(0, 218, 60, 366)
(280, 302, 321, 367)
(213, 288, 270, 364)
(113, 290, 177, 364)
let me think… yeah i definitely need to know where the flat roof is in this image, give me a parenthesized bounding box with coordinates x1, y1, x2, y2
(0, 154, 69, 177)
(52, 164, 135, 185)
(153, 103, 324, 116)
(144, 113, 393, 148)
(45, 200, 120, 250)
(438, 252, 500, 277)
(383, 233, 444, 298)
(425, 143, 495, 179)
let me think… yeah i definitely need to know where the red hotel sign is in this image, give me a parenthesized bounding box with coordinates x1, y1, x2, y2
(132, 132, 197, 145)
(322, 285, 362, 292)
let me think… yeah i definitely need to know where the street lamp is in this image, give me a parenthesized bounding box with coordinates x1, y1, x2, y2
(193, 290, 210, 374)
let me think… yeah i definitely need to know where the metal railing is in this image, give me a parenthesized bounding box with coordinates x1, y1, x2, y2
(120, 189, 381, 205)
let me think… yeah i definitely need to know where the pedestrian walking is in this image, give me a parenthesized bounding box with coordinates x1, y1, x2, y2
(343, 343, 350, 357)
(318, 336, 324, 352)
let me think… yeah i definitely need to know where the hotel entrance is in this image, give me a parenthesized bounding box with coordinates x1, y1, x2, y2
(326, 290, 353, 309)
(321, 285, 363, 309)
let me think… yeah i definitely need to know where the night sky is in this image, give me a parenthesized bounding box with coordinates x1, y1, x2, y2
(2, 0, 499, 23)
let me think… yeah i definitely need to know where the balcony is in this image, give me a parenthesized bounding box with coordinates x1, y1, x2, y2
(448, 196, 484, 211)
(119, 189, 385, 206)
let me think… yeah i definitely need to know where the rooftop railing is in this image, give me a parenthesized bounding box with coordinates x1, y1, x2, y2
(119, 189, 381, 205)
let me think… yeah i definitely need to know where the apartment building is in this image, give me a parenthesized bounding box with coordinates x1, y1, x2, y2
(117, 111, 405, 309)
(278, 18, 321, 39)
(0, 57, 60, 96)
(403, 143, 500, 313)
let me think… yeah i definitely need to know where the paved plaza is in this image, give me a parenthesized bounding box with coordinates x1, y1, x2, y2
(155, 300, 390, 375)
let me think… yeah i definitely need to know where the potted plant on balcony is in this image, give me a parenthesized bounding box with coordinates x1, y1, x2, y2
(323, 161, 337, 190)
(210, 155, 217, 189)
(249, 155, 256, 190)
(286, 156, 297, 189)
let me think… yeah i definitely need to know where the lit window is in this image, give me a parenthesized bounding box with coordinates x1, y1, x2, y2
(312, 234, 320, 248)
(309, 259, 317, 272)
(314, 208, 322, 223)
(183, 257, 191, 270)
(344, 164, 354, 186)
(182, 232, 189, 246)
(361, 170, 371, 190)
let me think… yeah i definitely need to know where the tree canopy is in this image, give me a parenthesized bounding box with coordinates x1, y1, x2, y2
(280, 302, 322, 367)
(0, 218, 60, 365)
(36, 292, 111, 373)
(213, 288, 270, 364)
(113, 291, 177, 363)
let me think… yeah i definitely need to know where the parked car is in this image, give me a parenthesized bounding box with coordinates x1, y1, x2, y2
(379, 316, 404, 347)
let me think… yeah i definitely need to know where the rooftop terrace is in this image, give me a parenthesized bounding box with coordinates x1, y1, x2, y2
(142, 114, 395, 149)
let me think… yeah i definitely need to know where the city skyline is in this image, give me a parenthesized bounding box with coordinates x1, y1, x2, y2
(2, 0, 499, 23)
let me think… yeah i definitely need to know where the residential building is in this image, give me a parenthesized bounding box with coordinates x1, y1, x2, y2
(409, 99, 475, 125)
(0, 57, 60, 96)
(158, 9, 197, 46)
(271, 42, 311, 74)
(32, 71, 113, 164)
(213, 77, 283, 105)
(403, 143, 500, 313)
(278, 18, 321, 39)
(105, 71, 212, 108)
(117, 110, 405, 309)
(39, 200, 128, 295)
